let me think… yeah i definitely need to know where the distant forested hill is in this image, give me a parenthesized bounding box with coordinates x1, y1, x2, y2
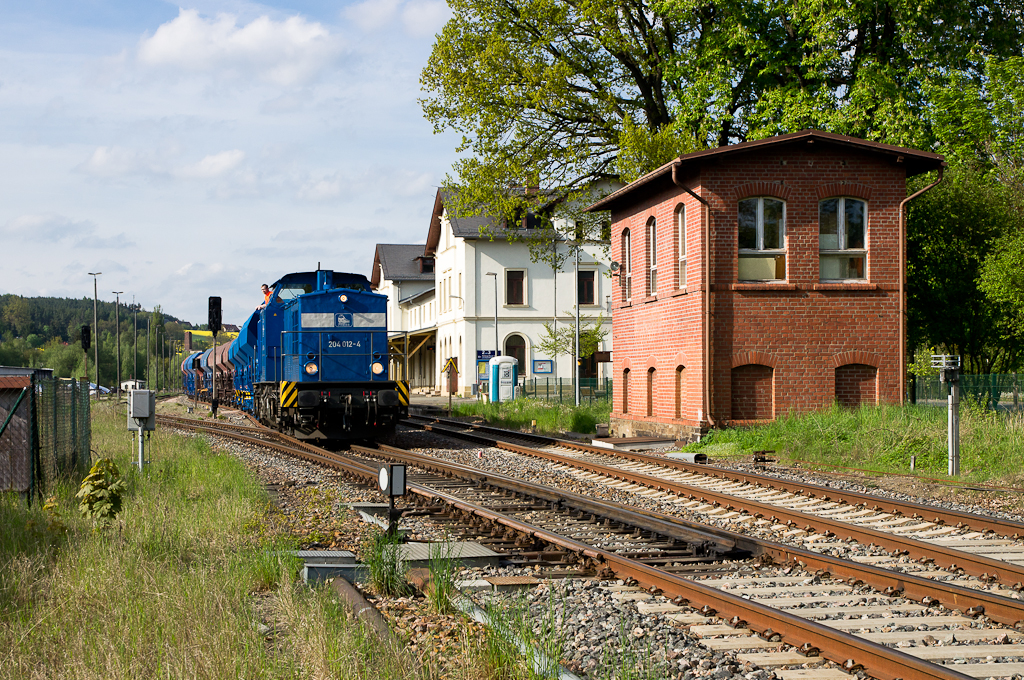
(0, 294, 194, 386)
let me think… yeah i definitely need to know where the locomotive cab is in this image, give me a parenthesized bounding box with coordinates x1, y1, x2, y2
(244, 268, 408, 440)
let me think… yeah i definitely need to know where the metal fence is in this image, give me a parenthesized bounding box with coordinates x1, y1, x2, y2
(0, 377, 91, 501)
(914, 373, 1023, 411)
(520, 377, 613, 404)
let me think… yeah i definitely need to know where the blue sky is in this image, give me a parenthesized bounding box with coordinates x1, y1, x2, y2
(0, 0, 457, 325)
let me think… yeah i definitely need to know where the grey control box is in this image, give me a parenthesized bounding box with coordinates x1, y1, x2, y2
(128, 390, 156, 431)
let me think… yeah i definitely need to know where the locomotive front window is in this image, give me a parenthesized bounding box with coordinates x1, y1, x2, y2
(277, 284, 313, 300)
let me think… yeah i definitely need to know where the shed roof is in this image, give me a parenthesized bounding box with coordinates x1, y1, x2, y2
(586, 129, 946, 213)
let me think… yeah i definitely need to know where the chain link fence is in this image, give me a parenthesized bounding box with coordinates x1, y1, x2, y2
(914, 373, 1023, 411)
(0, 376, 91, 501)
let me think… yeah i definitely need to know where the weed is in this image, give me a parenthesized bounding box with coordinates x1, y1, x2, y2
(362, 529, 410, 597)
(75, 458, 127, 528)
(427, 540, 458, 615)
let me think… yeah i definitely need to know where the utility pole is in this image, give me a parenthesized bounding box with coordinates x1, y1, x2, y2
(146, 318, 151, 390)
(88, 272, 101, 390)
(113, 292, 123, 399)
(133, 296, 138, 383)
(574, 243, 581, 407)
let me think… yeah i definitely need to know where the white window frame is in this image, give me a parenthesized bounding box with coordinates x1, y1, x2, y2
(738, 197, 787, 281)
(504, 268, 528, 306)
(646, 217, 657, 295)
(622, 229, 632, 302)
(819, 197, 868, 281)
(675, 204, 686, 289)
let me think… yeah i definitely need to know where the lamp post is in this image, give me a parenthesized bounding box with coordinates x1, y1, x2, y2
(133, 297, 138, 384)
(88, 272, 101, 391)
(574, 243, 581, 407)
(486, 272, 498, 356)
(113, 291, 123, 399)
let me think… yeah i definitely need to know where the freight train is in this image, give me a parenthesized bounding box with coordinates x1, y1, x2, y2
(181, 269, 408, 440)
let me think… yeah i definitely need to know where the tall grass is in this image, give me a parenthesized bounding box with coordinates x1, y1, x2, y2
(684, 401, 1024, 484)
(362, 528, 411, 597)
(454, 398, 611, 435)
(0, 401, 416, 680)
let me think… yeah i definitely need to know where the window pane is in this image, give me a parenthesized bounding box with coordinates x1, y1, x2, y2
(845, 199, 865, 249)
(677, 208, 685, 258)
(763, 199, 784, 249)
(820, 255, 865, 279)
(819, 199, 839, 249)
(578, 271, 595, 305)
(648, 222, 657, 266)
(739, 254, 785, 280)
(738, 199, 757, 249)
(506, 270, 524, 305)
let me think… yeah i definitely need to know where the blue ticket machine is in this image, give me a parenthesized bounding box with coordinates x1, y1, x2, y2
(488, 356, 518, 403)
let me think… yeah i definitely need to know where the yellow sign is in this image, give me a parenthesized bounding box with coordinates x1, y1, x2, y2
(443, 358, 458, 373)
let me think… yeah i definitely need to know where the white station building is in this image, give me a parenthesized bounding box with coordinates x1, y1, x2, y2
(371, 189, 614, 396)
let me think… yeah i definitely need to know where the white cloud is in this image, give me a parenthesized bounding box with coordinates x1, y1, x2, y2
(345, 0, 450, 36)
(400, 0, 451, 37)
(80, 146, 150, 178)
(3, 213, 96, 241)
(345, 0, 402, 32)
(297, 174, 345, 201)
(177, 150, 246, 179)
(137, 9, 340, 86)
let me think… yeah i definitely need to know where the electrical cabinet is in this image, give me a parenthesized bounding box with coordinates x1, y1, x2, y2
(128, 390, 156, 431)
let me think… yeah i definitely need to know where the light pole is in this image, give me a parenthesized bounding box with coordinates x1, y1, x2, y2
(574, 243, 581, 407)
(486, 272, 498, 356)
(113, 291, 123, 399)
(88, 272, 101, 390)
(132, 297, 138, 383)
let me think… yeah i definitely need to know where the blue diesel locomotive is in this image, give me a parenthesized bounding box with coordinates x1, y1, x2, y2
(183, 268, 408, 440)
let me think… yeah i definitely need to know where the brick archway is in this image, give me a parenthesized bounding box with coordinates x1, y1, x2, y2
(731, 364, 774, 420)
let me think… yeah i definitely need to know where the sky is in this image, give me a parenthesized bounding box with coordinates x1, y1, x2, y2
(0, 0, 458, 326)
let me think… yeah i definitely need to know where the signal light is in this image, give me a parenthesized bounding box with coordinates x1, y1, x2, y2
(208, 297, 222, 336)
(81, 325, 91, 351)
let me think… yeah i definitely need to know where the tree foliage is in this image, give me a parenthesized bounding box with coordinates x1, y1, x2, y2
(421, 0, 1022, 233)
(907, 169, 1023, 373)
(537, 311, 608, 360)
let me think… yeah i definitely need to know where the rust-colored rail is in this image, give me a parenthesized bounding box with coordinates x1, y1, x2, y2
(162, 416, 983, 680)
(411, 419, 1024, 585)
(413, 415, 1024, 536)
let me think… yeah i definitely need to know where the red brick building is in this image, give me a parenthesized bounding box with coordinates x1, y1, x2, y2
(586, 130, 944, 440)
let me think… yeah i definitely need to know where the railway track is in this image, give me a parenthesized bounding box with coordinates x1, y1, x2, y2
(159, 413, 1024, 680)
(403, 415, 1024, 594)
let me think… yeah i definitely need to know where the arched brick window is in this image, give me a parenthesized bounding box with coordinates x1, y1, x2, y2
(621, 228, 632, 302)
(675, 204, 686, 289)
(622, 368, 630, 413)
(646, 217, 657, 295)
(731, 364, 773, 420)
(835, 364, 877, 408)
(675, 365, 685, 418)
(738, 197, 786, 281)
(819, 197, 867, 280)
(647, 367, 655, 416)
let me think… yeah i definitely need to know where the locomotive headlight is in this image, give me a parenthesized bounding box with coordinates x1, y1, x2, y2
(371, 362, 384, 375)
(304, 362, 319, 375)
(339, 294, 348, 303)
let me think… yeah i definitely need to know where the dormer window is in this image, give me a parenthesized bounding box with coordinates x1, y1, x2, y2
(420, 258, 434, 273)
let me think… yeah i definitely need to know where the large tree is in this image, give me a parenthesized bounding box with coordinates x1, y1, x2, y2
(421, 0, 1021, 232)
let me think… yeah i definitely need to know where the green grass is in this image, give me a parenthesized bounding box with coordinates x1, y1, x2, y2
(0, 401, 419, 680)
(453, 397, 611, 435)
(681, 401, 1024, 484)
